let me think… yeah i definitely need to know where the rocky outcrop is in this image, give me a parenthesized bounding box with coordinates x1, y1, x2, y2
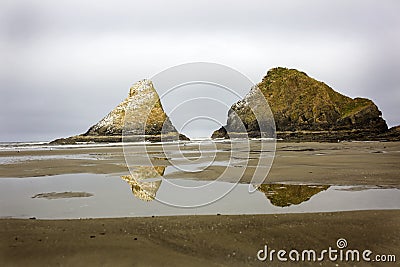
(211, 85, 276, 138)
(377, 125, 400, 141)
(51, 80, 188, 144)
(213, 67, 390, 141)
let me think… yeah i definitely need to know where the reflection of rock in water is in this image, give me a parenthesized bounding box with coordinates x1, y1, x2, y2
(121, 166, 164, 201)
(257, 184, 330, 207)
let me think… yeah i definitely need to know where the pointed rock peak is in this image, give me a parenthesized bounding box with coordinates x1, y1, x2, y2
(83, 78, 186, 138)
(50, 79, 188, 144)
(129, 79, 154, 97)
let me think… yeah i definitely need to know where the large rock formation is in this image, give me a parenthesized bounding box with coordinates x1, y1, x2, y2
(213, 67, 391, 141)
(51, 80, 187, 144)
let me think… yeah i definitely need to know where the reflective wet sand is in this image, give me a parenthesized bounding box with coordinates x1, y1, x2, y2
(1, 141, 399, 187)
(1, 140, 399, 266)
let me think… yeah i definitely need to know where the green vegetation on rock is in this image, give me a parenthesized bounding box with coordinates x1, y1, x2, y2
(258, 67, 387, 132)
(213, 67, 389, 140)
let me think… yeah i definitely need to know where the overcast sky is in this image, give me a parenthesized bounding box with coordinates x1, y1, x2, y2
(1, 0, 399, 141)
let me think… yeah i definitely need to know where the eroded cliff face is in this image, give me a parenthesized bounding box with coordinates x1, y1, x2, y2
(213, 67, 389, 141)
(51, 80, 187, 144)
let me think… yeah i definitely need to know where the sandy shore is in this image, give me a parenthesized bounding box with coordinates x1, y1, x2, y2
(1, 210, 399, 266)
(1, 141, 399, 266)
(1, 141, 399, 187)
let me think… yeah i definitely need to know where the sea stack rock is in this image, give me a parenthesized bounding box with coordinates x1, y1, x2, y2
(84, 79, 178, 137)
(51, 80, 187, 144)
(213, 67, 389, 141)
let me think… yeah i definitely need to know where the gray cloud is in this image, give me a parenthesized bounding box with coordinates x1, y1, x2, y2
(0, 0, 399, 141)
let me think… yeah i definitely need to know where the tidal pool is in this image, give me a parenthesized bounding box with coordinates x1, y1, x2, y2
(0, 171, 399, 219)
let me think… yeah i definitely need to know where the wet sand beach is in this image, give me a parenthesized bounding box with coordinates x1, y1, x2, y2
(1, 210, 399, 266)
(1, 141, 399, 266)
(1, 141, 399, 186)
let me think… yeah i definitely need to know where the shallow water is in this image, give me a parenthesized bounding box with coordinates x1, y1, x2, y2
(1, 140, 399, 219)
(0, 172, 399, 219)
